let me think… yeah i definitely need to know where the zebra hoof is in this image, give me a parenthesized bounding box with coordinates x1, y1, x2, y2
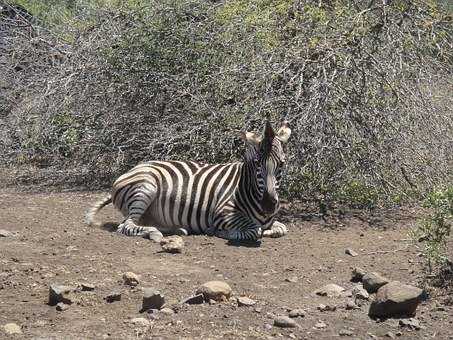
(146, 230, 164, 243)
(175, 228, 189, 236)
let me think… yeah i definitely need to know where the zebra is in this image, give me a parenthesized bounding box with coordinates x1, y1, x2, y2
(85, 118, 291, 242)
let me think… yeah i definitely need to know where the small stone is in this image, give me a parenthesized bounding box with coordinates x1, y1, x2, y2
(237, 296, 256, 307)
(48, 284, 76, 305)
(274, 316, 298, 328)
(3, 323, 22, 335)
(104, 291, 122, 303)
(385, 332, 396, 339)
(314, 321, 327, 329)
(285, 276, 298, 283)
(142, 288, 165, 311)
(56, 302, 70, 311)
(317, 303, 336, 312)
(264, 323, 273, 330)
(352, 285, 369, 300)
(345, 300, 360, 310)
(0, 229, 13, 237)
(123, 272, 140, 287)
(362, 272, 389, 293)
(181, 294, 204, 305)
(399, 318, 421, 330)
(339, 329, 354, 336)
(351, 267, 366, 282)
(160, 307, 175, 315)
(80, 283, 95, 291)
(345, 248, 359, 257)
(369, 281, 424, 318)
(196, 281, 232, 301)
(160, 236, 184, 254)
(289, 309, 306, 318)
(314, 283, 345, 297)
(130, 317, 150, 327)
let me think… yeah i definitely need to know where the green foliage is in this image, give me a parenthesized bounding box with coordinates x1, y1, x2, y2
(413, 187, 453, 273)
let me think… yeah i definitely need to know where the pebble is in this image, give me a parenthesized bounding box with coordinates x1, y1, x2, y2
(362, 272, 389, 293)
(339, 329, 354, 336)
(317, 303, 336, 312)
(237, 296, 256, 307)
(345, 300, 360, 310)
(123, 272, 140, 287)
(104, 291, 122, 303)
(352, 285, 370, 300)
(285, 276, 298, 283)
(289, 309, 306, 318)
(314, 283, 345, 297)
(385, 332, 396, 339)
(3, 323, 22, 335)
(274, 316, 298, 328)
(130, 317, 150, 327)
(314, 321, 327, 329)
(160, 307, 175, 315)
(196, 281, 232, 302)
(160, 236, 184, 253)
(345, 248, 359, 257)
(142, 288, 165, 311)
(48, 284, 76, 305)
(0, 229, 13, 237)
(80, 283, 95, 291)
(56, 302, 70, 311)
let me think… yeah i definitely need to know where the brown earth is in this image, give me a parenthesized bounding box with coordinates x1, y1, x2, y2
(0, 189, 452, 340)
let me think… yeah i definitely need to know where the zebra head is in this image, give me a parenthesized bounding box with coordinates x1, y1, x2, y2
(240, 119, 291, 216)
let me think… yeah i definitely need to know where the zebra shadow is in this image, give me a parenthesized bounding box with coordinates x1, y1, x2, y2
(226, 239, 262, 248)
(99, 222, 119, 232)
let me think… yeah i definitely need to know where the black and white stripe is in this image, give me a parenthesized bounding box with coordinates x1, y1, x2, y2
(86, 120, 291, 242)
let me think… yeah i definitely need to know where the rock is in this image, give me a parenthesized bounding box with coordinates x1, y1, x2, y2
(181, 294, 204, 305)
(160, 307, 175, 315)
(351, 267, 366, 282)
(237, 296, 256, 307)
(79, 283, 95, 291)
(48, 284, 76, 306)
(368, 281, 424, 318)
(362, 272, 389, 293)
(3, 323, 22, 335)
(0, 229, 13, 237)
(104, 291, 122, 303)
(314, 283, 345, 297)
(196, 281, 232, 302)
(285, 276, 298, 283)
(399, 318, 421, 330)
(142, 288, 165, 311)
(160, 236, 184, 253)
(345, 300, 359, 310)
(385, 332, 396, 339)
(288, 309, 306, 318)
(345, 248, 359, 257)
(352, 285, 369, 300)
(56, 302, 70, 311)
(130, 317, 150, 327)
(339, 329, 354, 336)
(317, 303, 336, 312)
(123, 272, 140, 287)
(274, 316, 298, 328)
(314, 321, 327, 329)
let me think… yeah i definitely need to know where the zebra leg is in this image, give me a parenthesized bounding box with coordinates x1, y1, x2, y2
(262, 221, 288, 238)
(213, 214, 262, 242)
(115, 182, 163, 242)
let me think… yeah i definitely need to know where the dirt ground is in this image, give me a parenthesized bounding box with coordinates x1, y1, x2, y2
(0, 188, 452, 340)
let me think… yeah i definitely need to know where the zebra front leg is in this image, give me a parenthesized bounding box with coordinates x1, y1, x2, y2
(213, 213, 262, 242)
(262, 221, 288, 238)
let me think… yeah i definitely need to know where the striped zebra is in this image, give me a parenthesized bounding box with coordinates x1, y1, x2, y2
(86, 119, 291, 242)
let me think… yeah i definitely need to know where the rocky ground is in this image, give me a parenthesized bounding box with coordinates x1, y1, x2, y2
(0, 189, 452, 340)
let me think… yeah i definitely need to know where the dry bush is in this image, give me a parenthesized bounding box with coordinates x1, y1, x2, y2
(0, 0, 452, 207)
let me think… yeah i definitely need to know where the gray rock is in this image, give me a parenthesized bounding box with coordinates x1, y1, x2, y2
(345, 248, 359, 257)
(196, 281, 232, 301)
(288, 309, 306, 318)
(368, 281, 424, 318)
(314, 321, 327, 329)
(181, 294, 204, 305)
(56, 302, 70, 311)
(285, 276, 298, 283)
(274, 316, 298, 328)
(399, 318, 422, 330)
(362, 272, 389, 293)
(142, 288, 165, 311)
(48, 284, 76, 306)
(104, 291, 122, 303)
(351, 267, 366, 282)
(352, 285, 370, 300)
(314, 283, 345, 297)
(237, 296, 256, 307)
(385, 332, 396, 339)
(339, 329, 354, 336)
(160, 236, 184, 253)
(3, 323, 22, 335)
(0, 229, 13, 237)
(317, 303, 336, 312)
(123, 272, 140, 287)
(345, 300, 360, 310)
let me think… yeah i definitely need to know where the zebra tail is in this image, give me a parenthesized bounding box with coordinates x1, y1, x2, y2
(85, 194, 112, 227)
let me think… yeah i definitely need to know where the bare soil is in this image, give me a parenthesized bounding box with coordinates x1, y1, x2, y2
(0, 189, 452, 340)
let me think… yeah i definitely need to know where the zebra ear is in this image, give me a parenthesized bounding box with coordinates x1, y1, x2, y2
(237, 131, 261, 146)
(276, 121, 291, 143)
